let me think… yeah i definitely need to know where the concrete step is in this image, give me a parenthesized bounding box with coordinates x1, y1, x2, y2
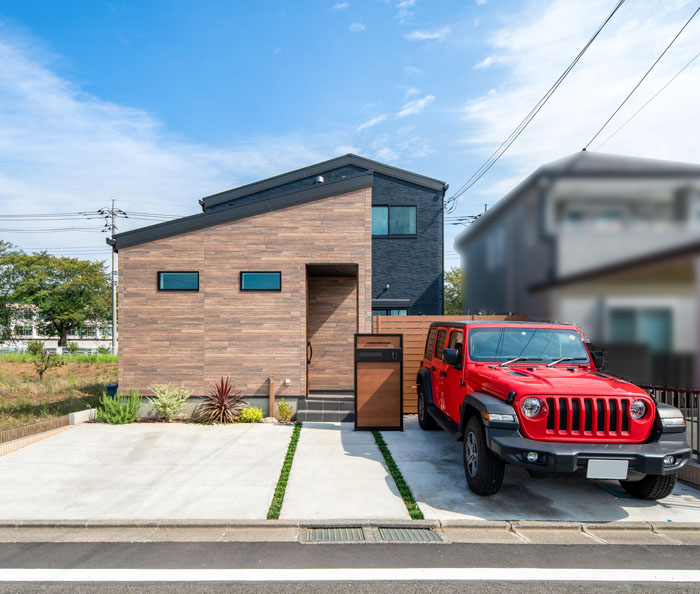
(296, 410, 355, 423)
(297, 399, 354, 413)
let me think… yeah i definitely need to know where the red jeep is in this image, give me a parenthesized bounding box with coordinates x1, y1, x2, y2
(417, 321, 690, 499)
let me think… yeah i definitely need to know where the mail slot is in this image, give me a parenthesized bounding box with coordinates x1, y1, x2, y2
(354, 334, 403, 431)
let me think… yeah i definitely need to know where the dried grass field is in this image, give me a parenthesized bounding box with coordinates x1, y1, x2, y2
(0, 354, 117, 431)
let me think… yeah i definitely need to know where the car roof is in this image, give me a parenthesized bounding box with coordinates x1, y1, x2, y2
(428, 321, 579, 330)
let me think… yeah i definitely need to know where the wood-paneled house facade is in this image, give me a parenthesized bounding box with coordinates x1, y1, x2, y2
(111, 154, 446, 398)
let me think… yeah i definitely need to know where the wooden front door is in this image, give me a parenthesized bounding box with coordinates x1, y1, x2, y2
(306, 276, 358, 393)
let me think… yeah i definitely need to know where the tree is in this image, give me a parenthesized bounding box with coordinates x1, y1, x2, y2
(10, 253, 111, 346)
(0, 241, 22, 342)
(444, 266, 463, 315)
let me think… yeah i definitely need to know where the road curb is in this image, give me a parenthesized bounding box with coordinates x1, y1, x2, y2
(2, 519, 700, 531)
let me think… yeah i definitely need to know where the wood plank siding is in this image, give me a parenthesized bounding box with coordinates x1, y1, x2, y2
(307, 277, 357, 392)
(118, 188, 372, 397)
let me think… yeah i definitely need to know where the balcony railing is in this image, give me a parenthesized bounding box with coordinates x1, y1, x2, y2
(640, 385, 699, 461)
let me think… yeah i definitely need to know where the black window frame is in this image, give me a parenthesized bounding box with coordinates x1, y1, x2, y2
(434, 329, 447, 361)
(240, 271, 282, 292)
(424, 327, 438, 360)
(371, 204, 417, 237)
(157, 271, 200, 292)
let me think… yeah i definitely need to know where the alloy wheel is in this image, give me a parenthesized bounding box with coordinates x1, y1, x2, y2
(466, 431, 478, 478)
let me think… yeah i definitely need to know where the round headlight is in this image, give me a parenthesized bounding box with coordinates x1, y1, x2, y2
(630, 399, 647, 420)
(521, 397, 542, 418)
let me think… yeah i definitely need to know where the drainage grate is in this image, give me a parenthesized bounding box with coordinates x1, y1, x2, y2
(305, 527, 365, 543)
(378, 527, 444, 543)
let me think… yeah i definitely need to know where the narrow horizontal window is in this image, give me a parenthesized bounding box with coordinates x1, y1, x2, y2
(241, 272, 282, 291)
(158, 271, 199, 291)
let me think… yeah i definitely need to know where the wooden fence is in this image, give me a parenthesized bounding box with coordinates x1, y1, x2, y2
(372, 315, 526, 414)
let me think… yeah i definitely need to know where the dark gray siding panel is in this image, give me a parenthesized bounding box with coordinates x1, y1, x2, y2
(371, 173, 443, 315)
(208, 165, 366, 211)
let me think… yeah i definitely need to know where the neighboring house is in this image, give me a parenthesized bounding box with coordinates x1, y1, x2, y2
(455, 150, 700, 387)
(111, 154, 446, 399)
(1, 306, 112, 353)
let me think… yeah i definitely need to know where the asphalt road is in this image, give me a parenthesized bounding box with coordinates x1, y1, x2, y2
(1, 542, 699, 593)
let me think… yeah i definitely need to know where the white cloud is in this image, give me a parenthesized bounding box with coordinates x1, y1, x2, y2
(332, 2, 349, 10)
(404, 26, 450, 41)
(357, 114, 387, 131)
(349, 21, 366, 32)
(461, 0, 700, 182)
(0, 29, 347, 259)
(473, 55, 507, 70)
(397, 94, 435, 117)
(475, 0, 487, 5)
(403, 65, 423, 77)
(396, 0, 417, 24)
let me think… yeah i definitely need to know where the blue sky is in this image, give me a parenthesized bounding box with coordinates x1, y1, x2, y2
(1, 0, 700, 266)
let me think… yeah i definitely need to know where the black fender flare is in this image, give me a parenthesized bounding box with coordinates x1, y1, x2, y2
(459, 392, 519, 435)
(416, 367, 434, 405)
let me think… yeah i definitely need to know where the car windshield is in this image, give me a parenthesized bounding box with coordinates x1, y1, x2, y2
(468, 327, 590, 364)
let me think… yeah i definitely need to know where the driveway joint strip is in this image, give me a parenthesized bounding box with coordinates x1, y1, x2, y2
(266, 422, 302, 520)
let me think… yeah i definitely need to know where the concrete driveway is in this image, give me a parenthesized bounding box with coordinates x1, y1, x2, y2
(383, 417, 700, 523)
(0, 423, 293, 521)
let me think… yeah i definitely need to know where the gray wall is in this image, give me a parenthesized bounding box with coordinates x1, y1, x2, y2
(460, 184, 553, 318)
(372, 173, 443, 314)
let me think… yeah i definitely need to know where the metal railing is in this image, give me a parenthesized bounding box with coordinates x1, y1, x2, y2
(641, 385, 699, 461)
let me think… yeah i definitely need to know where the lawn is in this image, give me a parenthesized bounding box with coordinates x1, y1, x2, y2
(0, 353, 117, 431)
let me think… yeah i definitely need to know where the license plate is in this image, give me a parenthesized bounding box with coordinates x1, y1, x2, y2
(586, 459, 629, 480)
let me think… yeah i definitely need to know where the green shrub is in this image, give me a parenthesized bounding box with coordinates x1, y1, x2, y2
(240, 406, 263, 423)
(198, 377, 246, 424)
(276, 398, 295, 422)
(65, 342, 79, 355)
(97, 345, 112, 355)
(26, 340, 44, 357)
(148, 384, 191, 422)
(96, 390, 141, 424)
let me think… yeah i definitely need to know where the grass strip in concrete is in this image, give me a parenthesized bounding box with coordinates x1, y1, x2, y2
(267, 423, 302, 520)
(372, 430, 424, 520)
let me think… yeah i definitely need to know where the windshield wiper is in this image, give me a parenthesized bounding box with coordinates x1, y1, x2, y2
(546, 357, 589, 367)
(546, 357, 573, 367)
(499, 357, 535, 367)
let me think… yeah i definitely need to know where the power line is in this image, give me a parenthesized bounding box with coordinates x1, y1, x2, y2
(584, 3, 700, 149)
(596, 47, 700, 150)
(444, 0, 627, 213)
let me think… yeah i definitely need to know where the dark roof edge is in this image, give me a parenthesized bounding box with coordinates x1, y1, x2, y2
(202, 154, 446, 209)
(111, 171, 374, 251)
(530, 238, 700, 292)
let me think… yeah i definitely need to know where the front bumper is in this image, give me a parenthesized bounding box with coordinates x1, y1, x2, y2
(487, 428, 691, 476)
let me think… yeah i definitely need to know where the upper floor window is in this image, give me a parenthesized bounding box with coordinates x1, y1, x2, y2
(372, 206, 417, 236)
(240, 272, 282, 291)
(158, 271, 199, 291)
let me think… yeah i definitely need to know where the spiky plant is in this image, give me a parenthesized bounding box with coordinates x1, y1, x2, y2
(198, 377, 246, 424)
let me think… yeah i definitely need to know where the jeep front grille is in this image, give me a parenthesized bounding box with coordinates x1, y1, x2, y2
(545, 396, 631, 436)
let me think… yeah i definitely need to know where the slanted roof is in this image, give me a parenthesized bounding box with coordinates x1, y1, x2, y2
(111, 171, 373, 251)
(454, 151, 700, 250)
(201, 153, 447, 210)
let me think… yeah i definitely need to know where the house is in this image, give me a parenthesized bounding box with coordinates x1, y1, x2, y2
(110, 154, 446, 402)
(455, 150, 700, 387)
(1, 305, 112, 354)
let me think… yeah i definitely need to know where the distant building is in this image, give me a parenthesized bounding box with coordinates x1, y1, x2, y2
(455, 151, 700, 387)
(1, 305, 112, 353)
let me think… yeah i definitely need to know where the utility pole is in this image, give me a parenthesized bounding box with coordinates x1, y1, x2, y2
(98, 200, 127, 354)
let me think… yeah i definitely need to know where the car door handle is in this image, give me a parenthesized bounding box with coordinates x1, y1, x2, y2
(440, 371, 448, 377)
(430, 366, 436, 371)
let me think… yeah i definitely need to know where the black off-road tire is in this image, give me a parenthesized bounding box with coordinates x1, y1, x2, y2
(619, 473, 677, 500)
(463, 416, 505, 496)
(417, 385, 437, 430)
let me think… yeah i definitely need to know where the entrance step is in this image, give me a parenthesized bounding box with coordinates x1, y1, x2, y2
(308, 391, 354, 401)
(297, 397, 355, 422)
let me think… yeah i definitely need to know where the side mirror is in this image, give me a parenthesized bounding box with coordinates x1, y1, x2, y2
(592, 351, 605, 370)
(443, 348, 460, 367)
